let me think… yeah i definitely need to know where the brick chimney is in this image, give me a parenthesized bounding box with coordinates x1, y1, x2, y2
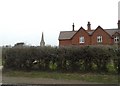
(118, 20, 120, 29)
(87, 22, 91, 31)
(72, 23, 75, 31)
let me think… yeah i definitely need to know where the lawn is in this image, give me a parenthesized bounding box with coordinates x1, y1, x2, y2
(3, 70, 119, 84)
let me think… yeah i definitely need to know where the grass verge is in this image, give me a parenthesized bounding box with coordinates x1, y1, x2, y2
(0, 59, 2, 66)
(3, 70, 118, 84)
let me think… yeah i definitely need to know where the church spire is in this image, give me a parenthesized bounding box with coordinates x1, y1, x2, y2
(40, 32, 45, 46)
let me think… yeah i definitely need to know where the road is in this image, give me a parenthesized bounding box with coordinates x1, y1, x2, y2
(0, 66, 99, 85)
(2, 76, 98, 84)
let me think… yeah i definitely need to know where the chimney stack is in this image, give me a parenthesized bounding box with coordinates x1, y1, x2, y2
(72, 23, 75, 31)
(118, 20, 120, 29)
(87, 21, 91, 31)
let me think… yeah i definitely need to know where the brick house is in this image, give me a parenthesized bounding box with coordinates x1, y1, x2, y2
(58, 20, 120, 46)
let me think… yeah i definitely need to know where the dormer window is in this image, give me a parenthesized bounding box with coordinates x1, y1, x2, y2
(114, 36, 119, 43)
(79, 36, 85, 43)
(97, 36, 102, 43)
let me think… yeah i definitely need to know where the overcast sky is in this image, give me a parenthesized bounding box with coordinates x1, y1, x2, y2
(0, 0, 119, 46)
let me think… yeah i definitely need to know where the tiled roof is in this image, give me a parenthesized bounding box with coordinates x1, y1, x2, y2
(59, 28, 119, 40)
(58, 31, 77, 40)
(87, 30, 94, 35)
(105, 28, 119, 36)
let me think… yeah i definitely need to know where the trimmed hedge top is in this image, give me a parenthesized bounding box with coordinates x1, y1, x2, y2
(2, 46, 120, 73)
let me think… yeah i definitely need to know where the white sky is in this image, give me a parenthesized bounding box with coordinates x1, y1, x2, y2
(118, 1, 120, 20)
(0, 0, 119, 46)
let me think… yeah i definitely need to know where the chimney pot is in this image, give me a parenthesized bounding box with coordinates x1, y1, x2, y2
(72, 23, 75, 31)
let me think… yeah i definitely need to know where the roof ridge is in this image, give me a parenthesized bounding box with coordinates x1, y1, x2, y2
(60, 31, 77, 32)
(105, 28, 118, 30)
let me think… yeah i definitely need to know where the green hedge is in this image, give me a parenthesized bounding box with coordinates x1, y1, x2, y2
(2, 46, 119, 73)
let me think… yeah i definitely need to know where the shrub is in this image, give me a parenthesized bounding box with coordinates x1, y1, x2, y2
(2, 46, 118, 73)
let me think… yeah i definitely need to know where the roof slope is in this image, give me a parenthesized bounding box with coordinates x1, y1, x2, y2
(59, 28, 119, 40)
(105, 29, 119, 36)
(58, 31, 77, 40)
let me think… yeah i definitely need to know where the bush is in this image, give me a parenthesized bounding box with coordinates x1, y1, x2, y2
(2, 46, 118, 73)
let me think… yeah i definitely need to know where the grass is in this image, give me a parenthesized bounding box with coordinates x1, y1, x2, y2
(0, 59, 2, 66)
(3, 70, 119, 84)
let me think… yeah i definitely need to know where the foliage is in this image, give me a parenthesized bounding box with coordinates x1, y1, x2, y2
(2, 46, 119, 73)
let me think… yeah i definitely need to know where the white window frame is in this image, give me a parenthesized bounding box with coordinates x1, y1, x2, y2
(79, 36, 85, 43)
(114, 36, 119, 43)
(97, 36, 102, 43)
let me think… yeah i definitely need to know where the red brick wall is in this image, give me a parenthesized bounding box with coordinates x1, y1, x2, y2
(59, 39, 71, 46)
(71, 28, 91, 45)
(91, 27, 112, 45)
(59, 27, 115, 46)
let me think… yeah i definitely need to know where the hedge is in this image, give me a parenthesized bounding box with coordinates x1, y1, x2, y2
(2, 46, 119, 73)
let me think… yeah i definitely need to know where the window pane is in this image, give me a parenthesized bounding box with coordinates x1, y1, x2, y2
(80, 36, 84, 43)
(114, 36, 119, 43)
(97, 36, 102, 43)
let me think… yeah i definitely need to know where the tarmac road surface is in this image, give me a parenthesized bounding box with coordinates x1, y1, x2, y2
(2, 76, 98, 84)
